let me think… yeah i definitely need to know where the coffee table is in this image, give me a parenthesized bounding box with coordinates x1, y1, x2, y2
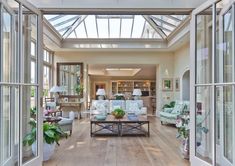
(90, 115, 150, 137)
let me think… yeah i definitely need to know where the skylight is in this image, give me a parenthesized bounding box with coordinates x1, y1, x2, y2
(44, 14, 187, 40)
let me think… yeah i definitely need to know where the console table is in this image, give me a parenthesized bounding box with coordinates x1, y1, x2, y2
(58, 102, 83, 119)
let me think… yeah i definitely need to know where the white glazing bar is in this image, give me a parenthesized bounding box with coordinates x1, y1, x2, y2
(37, 11, 44, 165)
(211, 3, 216, 166)
(0, 2, 2, 164)
(0, 2, 2, 82)
(232, 4, 235, 164)
(18, 3, 23, 165)
(189, 11, 196, 164)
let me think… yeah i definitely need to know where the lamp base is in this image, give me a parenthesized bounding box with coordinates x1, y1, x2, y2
(134, 96, 140, 100)
(98, 95, 104, 100)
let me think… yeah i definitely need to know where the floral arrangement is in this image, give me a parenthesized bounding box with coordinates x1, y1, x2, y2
(176, 115, 190, 139)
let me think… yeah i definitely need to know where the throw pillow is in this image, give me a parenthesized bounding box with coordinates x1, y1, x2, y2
(171, 104, 183, 114)
(128, 102, 139, 112)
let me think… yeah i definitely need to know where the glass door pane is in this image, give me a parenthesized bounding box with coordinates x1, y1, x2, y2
(195, 86, 212, 164)
(0, 4, 15, 165)
(223, 9, 233, 83)
(21, 5, 39, 164)
(196, 7, 213, 84)
(0, 86, 11, 165)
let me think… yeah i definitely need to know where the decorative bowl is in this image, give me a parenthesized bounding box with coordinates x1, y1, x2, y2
(112, 108, 125, 119)
(95, 115, 106, 120)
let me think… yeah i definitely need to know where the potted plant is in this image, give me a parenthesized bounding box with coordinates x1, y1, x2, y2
(74, 84, 84, 100)
(23, 119, 67, 161)
(176, 114, 190, 159)
(111, 108, 125, 119)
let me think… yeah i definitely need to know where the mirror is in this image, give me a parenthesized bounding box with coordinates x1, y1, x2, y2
(57, 63, 83, 95)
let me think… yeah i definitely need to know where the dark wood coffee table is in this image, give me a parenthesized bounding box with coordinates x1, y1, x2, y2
(90, 115, 150, 137)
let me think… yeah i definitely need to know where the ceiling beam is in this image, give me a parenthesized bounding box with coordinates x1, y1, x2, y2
(48, 15, 65, 22)
(165, 15, 182, 22)
(53, 15, 80, 27)
(83, 21, 88, 38)
(143, 15, 167, 39)
(95, 15, 99, 38)
(63, 15, 87, 38)
(150, 15, 177, 28)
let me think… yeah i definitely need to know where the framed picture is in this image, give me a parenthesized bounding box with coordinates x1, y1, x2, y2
(175, 78, 180, 91)
(162, 78, 173, 91)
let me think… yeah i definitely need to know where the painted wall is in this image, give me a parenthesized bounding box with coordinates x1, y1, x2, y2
(54, 51, 175, 115)
(173, 43, 190, 101)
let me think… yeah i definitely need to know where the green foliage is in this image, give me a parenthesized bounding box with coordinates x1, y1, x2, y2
(112, 108, 125, 119)
(31, 87, 35, 97)
(115, 95, 124, 100)
(177, 125, 189, 139)
(74, 84, 84, 96)
(43, 89, 49, 97)
(23, 119, 67, 147)
(30, 107, 37, 117)
(162, 101, 175, 109)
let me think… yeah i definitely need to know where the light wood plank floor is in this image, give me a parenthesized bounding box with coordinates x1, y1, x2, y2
(43, 117, 190, 166)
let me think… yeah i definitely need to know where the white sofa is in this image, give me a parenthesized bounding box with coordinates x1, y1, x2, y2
(90, 100, 147, 115)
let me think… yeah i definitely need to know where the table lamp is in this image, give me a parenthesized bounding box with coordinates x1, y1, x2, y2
(50, 86, 66, 103)
(132, 89, 142, 100)
(96, 89, 106, 100)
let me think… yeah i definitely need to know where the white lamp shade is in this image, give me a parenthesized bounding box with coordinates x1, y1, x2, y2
(132, 89, 142, 96)
(50, 86, 66, 93)
(96, 89, 106, 96)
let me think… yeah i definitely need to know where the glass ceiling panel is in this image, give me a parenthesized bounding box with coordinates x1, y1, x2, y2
(132, 15, 145, 38)
(151, 15, 187, 36)
(97, 18, 109, 38)
(84, 15, 98, 38)
(121, 18, 133, 38)
(44, 14, 188, 39)
(110, 18, 120, 38)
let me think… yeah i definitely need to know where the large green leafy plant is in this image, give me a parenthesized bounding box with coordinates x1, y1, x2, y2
(23, 119, 66, 146)
(162, 101, 175, 109)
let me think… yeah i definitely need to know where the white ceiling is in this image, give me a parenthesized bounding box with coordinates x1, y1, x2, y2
(88, 64, 156, 79)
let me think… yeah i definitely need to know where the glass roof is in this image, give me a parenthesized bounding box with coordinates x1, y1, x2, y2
(44, 15, 187, 40)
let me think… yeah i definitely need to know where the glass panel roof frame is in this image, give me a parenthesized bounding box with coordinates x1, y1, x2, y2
(44, 14, 188, 40)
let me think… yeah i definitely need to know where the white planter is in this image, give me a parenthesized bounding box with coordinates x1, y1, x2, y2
(32, 142, 56, 161)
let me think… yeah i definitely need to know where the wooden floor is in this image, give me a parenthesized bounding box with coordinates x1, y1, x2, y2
(43, 117, 190, 166)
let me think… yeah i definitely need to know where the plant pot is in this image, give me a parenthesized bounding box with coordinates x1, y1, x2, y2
(32, 142, 56, 161)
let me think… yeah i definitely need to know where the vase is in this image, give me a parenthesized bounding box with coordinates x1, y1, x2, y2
(181, 138, 189, 159)
(32, 142, 56, 161)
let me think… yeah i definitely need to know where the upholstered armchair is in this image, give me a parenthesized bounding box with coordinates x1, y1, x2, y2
(90, 100, 110, 115)
(160, 101, 189, 125)
(125, 100, 147, 115)
(45, 102, 74, 135)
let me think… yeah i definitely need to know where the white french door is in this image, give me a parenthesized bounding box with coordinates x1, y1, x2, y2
(190, 0, 235, 166)
(0, 0, 43, 166)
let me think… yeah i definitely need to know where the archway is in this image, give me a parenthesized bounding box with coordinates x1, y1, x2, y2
(182, 70, 190, 101)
